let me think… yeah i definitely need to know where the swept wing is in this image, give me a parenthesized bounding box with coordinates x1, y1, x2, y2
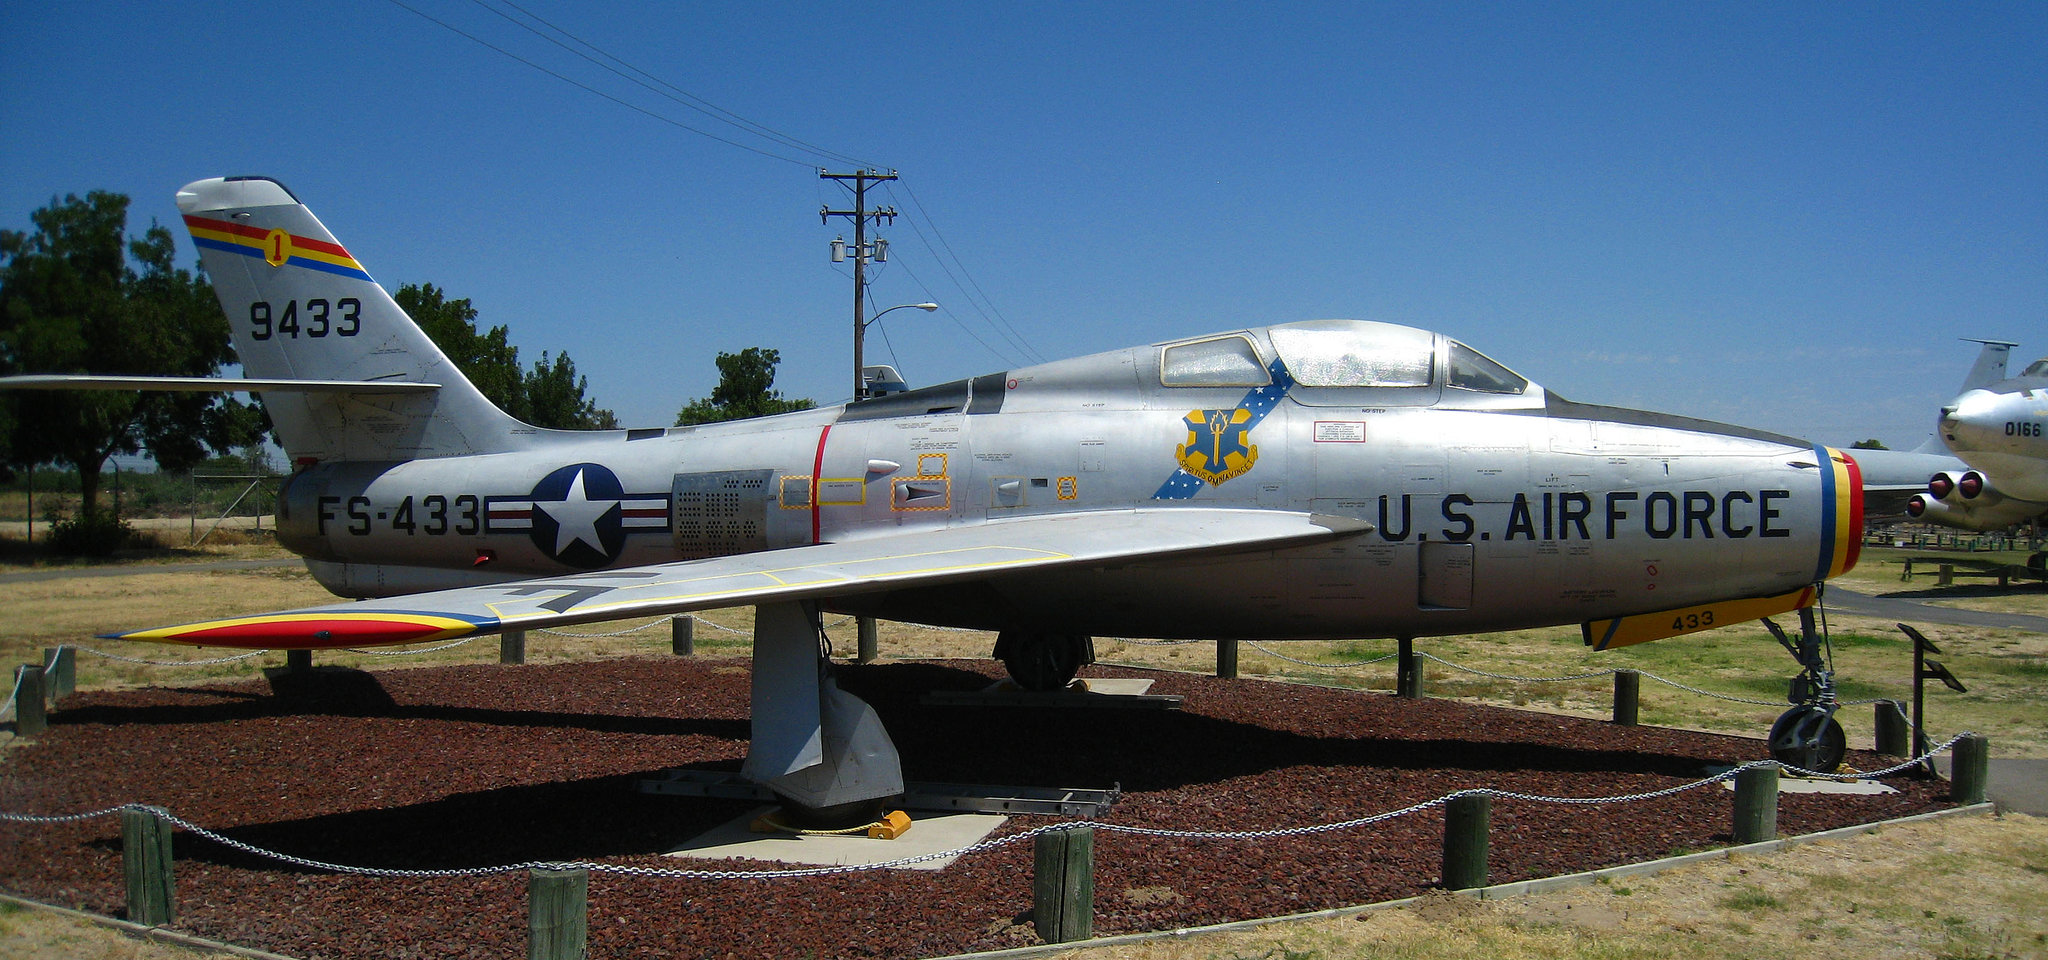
(113, 509, 1369, 648)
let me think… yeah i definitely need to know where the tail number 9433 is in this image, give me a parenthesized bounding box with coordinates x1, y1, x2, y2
(250, 299, 360, 340)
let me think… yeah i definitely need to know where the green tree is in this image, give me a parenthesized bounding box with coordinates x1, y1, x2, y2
(395, 282, 616, 429)
(526, 350, 619, 430)
(674, 347, 816, 425)
(1851, 439, 1889, 450)
(395, 282, 522, 414)
(0, 190, 262, 516)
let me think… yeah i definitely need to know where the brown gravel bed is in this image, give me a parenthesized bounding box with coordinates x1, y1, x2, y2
(0, 657, 1952, 959)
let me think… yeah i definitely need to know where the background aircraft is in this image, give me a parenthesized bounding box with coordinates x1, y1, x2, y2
(9, 177, 1870, 818)
(1907, 340, 2048, 536)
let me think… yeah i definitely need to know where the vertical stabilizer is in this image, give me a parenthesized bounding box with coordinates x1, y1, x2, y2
(1958, 338, 2017, 393)
(176, 176, 539, 462)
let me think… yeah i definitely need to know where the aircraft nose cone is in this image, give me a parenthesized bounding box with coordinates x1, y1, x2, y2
(1943, 390, 2001, 446)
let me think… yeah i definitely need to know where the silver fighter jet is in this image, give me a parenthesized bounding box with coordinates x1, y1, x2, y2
(16, 177, 1872, 815)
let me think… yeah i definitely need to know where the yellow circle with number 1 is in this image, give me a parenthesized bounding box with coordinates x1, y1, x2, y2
(263, 228, 291, 267)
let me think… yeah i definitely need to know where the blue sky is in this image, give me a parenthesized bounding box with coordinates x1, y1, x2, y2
(3, 1, 2042, 448)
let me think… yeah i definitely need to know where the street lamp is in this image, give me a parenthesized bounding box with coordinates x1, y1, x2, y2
(856, 302, 938, 400)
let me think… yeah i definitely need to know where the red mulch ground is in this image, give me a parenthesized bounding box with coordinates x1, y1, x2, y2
(0, 657, 1952, 959)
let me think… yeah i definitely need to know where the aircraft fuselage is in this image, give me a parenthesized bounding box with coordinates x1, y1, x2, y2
(276, 324, 1859, 643)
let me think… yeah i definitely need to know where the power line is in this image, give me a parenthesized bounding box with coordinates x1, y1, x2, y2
(382, 0, 815, 167)
(884, 257, 1019, 367)
(890, 183, 1042, 364)
(385, 0, 1036, 370)
(476, 0, 877, 169)
(885, 189, 1044, 365)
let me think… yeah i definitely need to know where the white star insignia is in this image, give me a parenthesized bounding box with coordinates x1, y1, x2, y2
(533, 467, 618, 557)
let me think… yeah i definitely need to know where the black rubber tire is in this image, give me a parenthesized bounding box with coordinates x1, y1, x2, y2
(1768, 706, 1847, 772)
(999, 632, 1089, 691)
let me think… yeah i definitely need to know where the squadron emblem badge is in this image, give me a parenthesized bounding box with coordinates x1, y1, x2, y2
(1177, 408, 1259, 486)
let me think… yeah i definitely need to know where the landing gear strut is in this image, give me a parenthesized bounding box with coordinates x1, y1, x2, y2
(1762, 605, 1847, 773)
(993, 631, 1095, 691)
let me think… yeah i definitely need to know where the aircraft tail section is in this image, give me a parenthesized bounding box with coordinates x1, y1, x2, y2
(1958, 338, 2017, 393)
(176, 176, 538, 463)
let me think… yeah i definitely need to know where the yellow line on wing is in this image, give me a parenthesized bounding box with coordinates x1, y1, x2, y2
(479, 545, 1071, 622)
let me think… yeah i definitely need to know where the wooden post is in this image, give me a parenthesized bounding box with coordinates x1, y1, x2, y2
(1441, 793, 1490, 890)
(14, 665, 46, 736)
(1938, 563, 1954, 586)
(1611, 669, 1640, 726)
(286, 649, 312, 673)
(1733, 766, 1779, 844)
(528, 868, 589, 960)
(1875, 700, 1911, 757)
(1032, 826, 1094, 943)
(857, 616, 879, 664)
(1396, 637, 1422, 699)
(122, 807, 175, 927)
(1950, 734, 1989, 805)
(42, 647, 75, 701)
(500, 629, 527, 665)
(670, 616, 694, 656)
(1216, 639, 1239, 679)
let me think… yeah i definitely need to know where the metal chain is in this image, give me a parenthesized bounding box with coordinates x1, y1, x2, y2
(1248, 642, 1397, 668)
(1106, 637, 1206, 647)
(689, 616, 753, 637)
(0, 734, 1976, 881)
(1415, 652, 1611, 682)
(0, 667, 23, 723)
(538, 618, 677, 639)
(73, 645, 270, 666)
(345, 639, 477, 656)
(1629, 669, 1795, 707)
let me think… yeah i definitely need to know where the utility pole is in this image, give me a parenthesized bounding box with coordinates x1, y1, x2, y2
(820, 169, 898, 401)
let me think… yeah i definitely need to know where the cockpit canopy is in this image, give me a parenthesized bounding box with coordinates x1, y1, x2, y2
(2021, 357, 2048, 380)
(1158, 319, 1536, 407)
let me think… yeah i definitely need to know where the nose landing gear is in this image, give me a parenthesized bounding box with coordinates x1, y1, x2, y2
(1763, 605, 1847, 773)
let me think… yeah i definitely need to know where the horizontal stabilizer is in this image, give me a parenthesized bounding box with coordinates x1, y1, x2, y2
(1582, 586, 1816, 650)
(0, 374, 440, 394)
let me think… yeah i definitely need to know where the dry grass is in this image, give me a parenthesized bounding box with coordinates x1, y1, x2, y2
(1, 544, 2044, 960)
(1049, 813, 2048, 960)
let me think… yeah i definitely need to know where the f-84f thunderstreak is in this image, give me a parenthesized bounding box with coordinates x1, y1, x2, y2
(52, 177, 1868, 817)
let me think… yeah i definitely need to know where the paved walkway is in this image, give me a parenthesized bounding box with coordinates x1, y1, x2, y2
(1826, 586, 2048, 634)
(1928, 756, 2048, 816)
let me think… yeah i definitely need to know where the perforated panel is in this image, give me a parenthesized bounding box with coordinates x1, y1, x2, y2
(672, 470, 773, 559)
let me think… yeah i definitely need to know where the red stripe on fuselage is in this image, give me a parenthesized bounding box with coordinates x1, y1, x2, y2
(812, 424, 833, 544)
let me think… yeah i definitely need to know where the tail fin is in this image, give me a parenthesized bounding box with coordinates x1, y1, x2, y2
(1957, 338, 2017, 393)
(177, 176, 537, 463)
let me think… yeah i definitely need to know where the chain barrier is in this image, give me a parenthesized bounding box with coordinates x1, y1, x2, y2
(0, 667, 23, 723)
(538, 618, 677, 639)
(73, 645, 270, 667)
(345, 639, 476, 656)
(0, 732, 1976, 881)
(1247, 642, 1397, 668)
(1415, 652, 1612, 684)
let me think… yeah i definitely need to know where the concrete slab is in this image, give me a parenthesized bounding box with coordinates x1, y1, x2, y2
(1717, 777, 1898, 796)
(1705, 766, 1898, 795)
(1072, 678, 1154, 696)
(666, 806, 1008, 871)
